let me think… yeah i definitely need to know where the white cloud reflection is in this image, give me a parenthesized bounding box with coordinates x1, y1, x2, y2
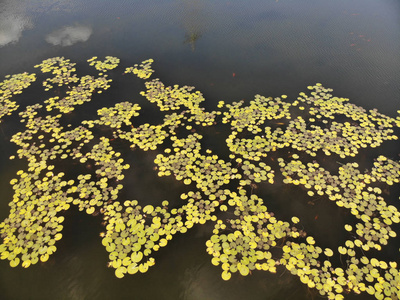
(0, 14, 32, 47)
(45, 25, 92, 46)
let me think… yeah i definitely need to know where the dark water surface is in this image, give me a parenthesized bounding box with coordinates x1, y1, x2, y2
(0, 1, 399, 299)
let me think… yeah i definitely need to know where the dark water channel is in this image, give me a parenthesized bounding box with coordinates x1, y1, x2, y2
(0, 1, 399, 299)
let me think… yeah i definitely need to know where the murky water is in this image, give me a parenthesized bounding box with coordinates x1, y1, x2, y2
(0, 1, 399, 299)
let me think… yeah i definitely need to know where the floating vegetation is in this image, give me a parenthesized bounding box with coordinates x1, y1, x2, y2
(34, 57, 78, 90)
(125, 59, 154, 79)
(87, 56, 120, 72)
(0, 72, 36, 122)
(0, 57, 399, 300)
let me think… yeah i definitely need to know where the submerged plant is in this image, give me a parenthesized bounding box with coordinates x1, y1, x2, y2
(0, 57, 399, 300)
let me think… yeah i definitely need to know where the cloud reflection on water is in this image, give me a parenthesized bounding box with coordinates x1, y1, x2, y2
(0, 13, 32, 47)
(45, 24, 92, 46)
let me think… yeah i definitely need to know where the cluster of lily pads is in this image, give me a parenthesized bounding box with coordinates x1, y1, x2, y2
(88, 56, 120, 73)
(0, 56, 399, 300)
(0, 72, 36, 122)
(124, 59, 154, 79)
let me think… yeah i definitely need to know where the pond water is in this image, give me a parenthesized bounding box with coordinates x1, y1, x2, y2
(0, 1, 399, 300)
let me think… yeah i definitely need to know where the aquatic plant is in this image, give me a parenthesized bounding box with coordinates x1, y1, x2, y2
(0, 57, 399, 300)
